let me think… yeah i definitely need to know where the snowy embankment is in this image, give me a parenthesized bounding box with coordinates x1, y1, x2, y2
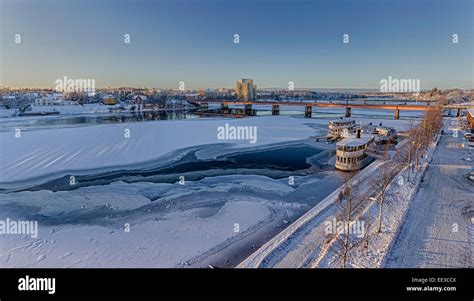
(239, 128, 438, 268)
(344, 134, 440, 268)
(316, 131, 441, 268)
(237, 161, 384, 268)
(0, 116, 320, 187)
(373, 138, 440, 267)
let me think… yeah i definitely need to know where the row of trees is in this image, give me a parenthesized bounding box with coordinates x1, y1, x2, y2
(333, 104, 444, 268)
(405, 104, 444, 178)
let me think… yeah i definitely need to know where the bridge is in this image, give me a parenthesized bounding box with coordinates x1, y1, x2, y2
(194, 100, 474, 119)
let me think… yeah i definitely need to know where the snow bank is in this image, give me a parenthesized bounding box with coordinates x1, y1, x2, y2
(237, 160, 383, 268)
(0, 200, 272, 268)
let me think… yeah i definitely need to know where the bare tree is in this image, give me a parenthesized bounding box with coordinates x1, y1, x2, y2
(368, 104, 443, 234)
(333, 171, 365, 268)
(363, 195, 377, 256)
(369, 148, 403, 233)
(400, 119, 418, 180)
(412, 104, 443, 168)
(399, 104, 443, 180)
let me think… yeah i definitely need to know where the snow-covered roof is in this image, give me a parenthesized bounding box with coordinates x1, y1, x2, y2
(458, 101, 474, 116)
(329, 118, 355, 124)
(337, 134, 374, 147)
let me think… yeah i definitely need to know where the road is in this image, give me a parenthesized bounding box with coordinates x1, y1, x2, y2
(385, 118, 473, 268)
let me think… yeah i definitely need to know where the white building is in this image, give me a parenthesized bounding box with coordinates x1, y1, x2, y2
(34, 93, 64, 106)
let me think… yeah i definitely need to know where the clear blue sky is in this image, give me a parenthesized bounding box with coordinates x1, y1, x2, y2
(1, 0, 472, 89)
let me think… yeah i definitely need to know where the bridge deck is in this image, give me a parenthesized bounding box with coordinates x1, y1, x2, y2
(195, 100, 474, 111)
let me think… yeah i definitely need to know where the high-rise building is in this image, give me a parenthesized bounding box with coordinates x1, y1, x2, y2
(236, 79, 257, 101)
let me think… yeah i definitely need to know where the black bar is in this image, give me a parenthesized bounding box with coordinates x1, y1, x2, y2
(0, 268, 472, 298)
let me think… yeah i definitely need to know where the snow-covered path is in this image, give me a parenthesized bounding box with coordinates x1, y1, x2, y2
(385, 120, 473, 268)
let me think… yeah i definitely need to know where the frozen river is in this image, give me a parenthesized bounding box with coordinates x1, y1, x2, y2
(0, 114, 345, 267)
(0, 110, 419, 267)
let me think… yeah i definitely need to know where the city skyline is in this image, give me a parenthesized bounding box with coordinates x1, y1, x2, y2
(1, 0, 473, 89)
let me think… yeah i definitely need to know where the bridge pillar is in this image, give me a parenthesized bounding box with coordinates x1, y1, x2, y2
(345, 107, 351, 118)
(272, 104, 280, 115)
(221, 103, 229, 114)
(305, 105, 312, 118)
(394, 109, 400, 120)
(244, 103, 253, 116)
(456, 108, 461, 117)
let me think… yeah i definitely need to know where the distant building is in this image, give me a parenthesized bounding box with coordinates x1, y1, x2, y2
(131, 95, 147, 104)
(1, 95, 17, 108)
(143, 88, 155, 96)
(203, 89, 217, 99)
(102, 95, 117, 105)
(236, 79, 257, 101)
(468, 108, 474, 129)
(34, 93, 64, 106)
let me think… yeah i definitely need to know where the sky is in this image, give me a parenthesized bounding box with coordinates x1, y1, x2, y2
(0, 0, 473, 89)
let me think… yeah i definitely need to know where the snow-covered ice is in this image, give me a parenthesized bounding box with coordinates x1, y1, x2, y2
(0, 116, 324, 186)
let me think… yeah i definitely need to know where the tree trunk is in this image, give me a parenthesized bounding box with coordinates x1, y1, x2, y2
(407, 149, 411, 180)
(342, 182, 353, 268)
(342, 231, 348, 268)
(365, 203, 370, 256)
(377, 195, 384, 233)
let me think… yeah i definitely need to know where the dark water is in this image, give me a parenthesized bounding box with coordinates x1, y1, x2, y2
(19, 145, 327, 193)
(225, 145, 321, 170)
(0, 110, 199, 131)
